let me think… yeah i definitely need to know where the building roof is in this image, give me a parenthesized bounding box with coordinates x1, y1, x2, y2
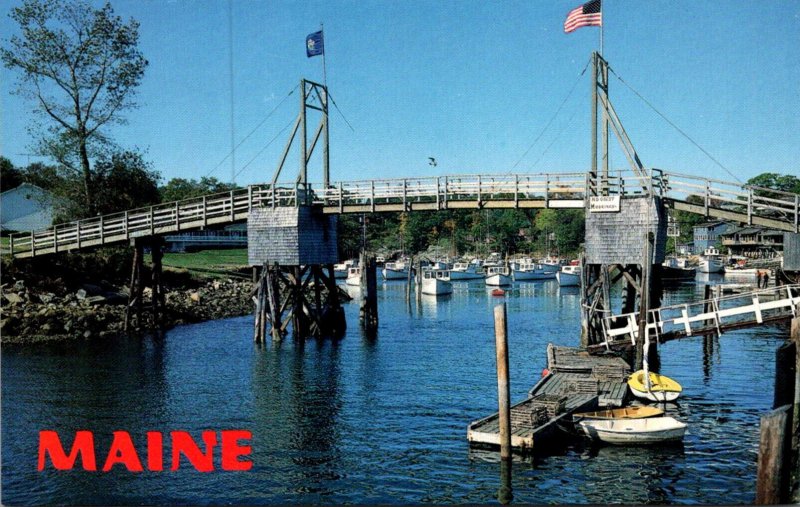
(694, 221, 727, 229)
(0, 182, 51, 197)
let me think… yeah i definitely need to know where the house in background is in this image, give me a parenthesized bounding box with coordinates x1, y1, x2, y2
(720, 226, 784, 259)
(0, 183, 58, 232)
(693, 221, 730, 254)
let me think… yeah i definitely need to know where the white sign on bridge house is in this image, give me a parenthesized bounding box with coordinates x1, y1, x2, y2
(588, 195, 621, 213)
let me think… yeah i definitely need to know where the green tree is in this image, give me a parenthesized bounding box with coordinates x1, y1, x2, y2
(2, 0, 148, 214)
(746, 173, 800, 194)
(0, 157, 23, 191)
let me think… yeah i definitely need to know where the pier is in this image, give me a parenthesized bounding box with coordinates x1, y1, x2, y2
(468, 345, 630, 451)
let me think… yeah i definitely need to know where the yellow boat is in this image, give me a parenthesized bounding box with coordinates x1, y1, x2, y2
(627, 370, 683, 402)
(573, 406, 664, 422)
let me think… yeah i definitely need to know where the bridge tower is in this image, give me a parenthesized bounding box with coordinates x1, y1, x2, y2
(581, 53, 667, 368)
(248, 78, 350, 342)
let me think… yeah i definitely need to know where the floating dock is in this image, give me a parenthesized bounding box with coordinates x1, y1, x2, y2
(467, 344, 631, 451)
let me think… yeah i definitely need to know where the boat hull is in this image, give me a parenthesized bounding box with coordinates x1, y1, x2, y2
(628, 370, 682, 402)
(573, 406, 664, 421)
(512, 269, 553, 281)
(449, 270, 484, 280)
(699, 259, 725, 273)
(579, 416, 687, 445)
(421, 277, 453, 296)
(556, 271, 580, 286)
(382, 267, 408, 280)
(485, 274, 512, 286)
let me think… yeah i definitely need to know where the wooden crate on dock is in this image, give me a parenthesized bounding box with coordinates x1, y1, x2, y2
(564, 378, 599, 395)
(531, 393, 567, 418)
(592, 364, 629, 383)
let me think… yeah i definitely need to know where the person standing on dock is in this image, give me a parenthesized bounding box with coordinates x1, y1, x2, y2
(757, 271, 763, 289)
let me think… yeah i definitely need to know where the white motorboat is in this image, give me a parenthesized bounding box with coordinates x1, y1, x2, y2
(540, 256, 561, 274)
(699, 247, 725, 274)
(513, 262, 554, 281)
(421, 269, 453, 296)
(556, 265, 581, 286)
(382, 261, 409, 280)
(345, 266, 362, 286)
(333, 259, 356, 279)
(578, 416, 687, 445)
(449, 262, 484, 280)
(485, 266, 512, 287)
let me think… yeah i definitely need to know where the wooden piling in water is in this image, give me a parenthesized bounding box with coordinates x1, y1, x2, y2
(635, 233, 652, 370)
(756, 404, 792, 504)
(359, 253, 378, 331)
(774, 340, 797, 410)
(494, 303, 511, 461)
(150, 236, 165, 326)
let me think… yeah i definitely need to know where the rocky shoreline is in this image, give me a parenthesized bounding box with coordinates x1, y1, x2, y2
(1, 277, 254, 346)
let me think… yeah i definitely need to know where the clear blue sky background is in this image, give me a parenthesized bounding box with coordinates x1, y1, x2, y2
(2, 0, 799, 187)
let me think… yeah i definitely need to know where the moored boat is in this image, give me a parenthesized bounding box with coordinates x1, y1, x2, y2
(578, 416, 687, 445)
(421, 269, 453, 295)
(513, 262, 554, 281)
(333, 259, 356, 279)
(627, 370, 683, 402)
(382, 261, 409, 280)
(345, 266, 362, 286)
(699, 247, 725, 274)
(485, 266, 512, 286)
(449, 262, 484, 280)
(556, 265, 580, 286)
(572, 406, 664, 422)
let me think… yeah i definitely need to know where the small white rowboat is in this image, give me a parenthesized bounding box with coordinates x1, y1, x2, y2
(579, 416, 687, 445)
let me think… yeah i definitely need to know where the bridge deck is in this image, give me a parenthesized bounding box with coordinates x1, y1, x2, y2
(6, 169, 800, 259)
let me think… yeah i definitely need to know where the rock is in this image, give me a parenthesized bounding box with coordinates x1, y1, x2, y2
(13, 280, 24, 290)
(39, 293, 56, 304)
(86, 296, 107, 305)
(76, 289, 87, 300)
(189, 292, 201, 303)
(83, 330, 92, 338)
(4, 293, 23, 304)
(80, 283, 103, 295)
(212, 281, 221, 290)
(41, 323, 51, 333)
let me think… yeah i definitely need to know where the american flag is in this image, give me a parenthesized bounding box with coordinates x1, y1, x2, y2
(564, 0, 602, 33)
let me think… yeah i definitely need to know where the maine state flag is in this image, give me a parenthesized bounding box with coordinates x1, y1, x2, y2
(306, 31, 324, 57)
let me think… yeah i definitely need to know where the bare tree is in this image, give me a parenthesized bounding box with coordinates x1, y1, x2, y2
(2, 0, 147, 213)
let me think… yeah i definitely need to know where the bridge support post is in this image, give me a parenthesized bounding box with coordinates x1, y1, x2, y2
(150, 236, 165, 327)
(125, 238, 145, 332)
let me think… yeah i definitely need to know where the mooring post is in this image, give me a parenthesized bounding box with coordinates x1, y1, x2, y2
(494, 303, 512, 461)
(756, 404, 792, 504)
(498, 458, 513, 505)
(791, 313, 800, 471)
(359, 253, 378, 331)
(774, 340, 797, 410)
(253, 266, 265, 343)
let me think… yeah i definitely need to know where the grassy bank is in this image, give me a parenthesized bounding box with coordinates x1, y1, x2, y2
(151, 248, 249, 279)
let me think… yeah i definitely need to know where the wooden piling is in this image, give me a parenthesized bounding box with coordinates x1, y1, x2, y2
(253, 267, 264, 343)
(756, 404, 792, 504)
(359, 253, 378, 331)
(792, 314, 800, 466)
(150, 236, 165, 326)
(774, 340, 797, 409)
(494, 303, 511, 461)
(498, 458, 513, 505)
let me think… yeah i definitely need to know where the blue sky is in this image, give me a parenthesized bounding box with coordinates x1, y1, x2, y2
(2, 0, 799, 186)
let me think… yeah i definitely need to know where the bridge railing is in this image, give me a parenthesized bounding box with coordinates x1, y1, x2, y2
(653, 169, 800, 230)
(600, 284, 800, 347)
(311, 172, 590, 209)
(7, 184, 302, 256)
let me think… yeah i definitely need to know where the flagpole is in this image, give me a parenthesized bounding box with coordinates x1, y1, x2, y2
(599, 2, 604, 56)
(320, 22, 328, 89)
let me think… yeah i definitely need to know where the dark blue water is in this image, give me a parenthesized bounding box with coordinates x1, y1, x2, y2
(2, 278, 786, 504)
